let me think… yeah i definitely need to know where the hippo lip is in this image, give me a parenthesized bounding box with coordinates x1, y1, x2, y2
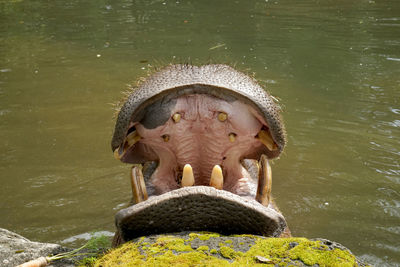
(115, 186, 287, 243)
(111, 64, 288, 242)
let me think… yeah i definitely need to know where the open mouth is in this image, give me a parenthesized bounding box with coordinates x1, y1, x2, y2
(111, 64, 288, 244)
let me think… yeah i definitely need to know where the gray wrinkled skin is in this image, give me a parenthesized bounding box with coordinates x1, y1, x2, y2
(115, 186, 287, 243)
(111, 64, 286, 157)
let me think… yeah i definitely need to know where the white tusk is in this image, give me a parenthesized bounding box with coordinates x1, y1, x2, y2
(182, 164, 195, 187)
(210, 165, 224, 190)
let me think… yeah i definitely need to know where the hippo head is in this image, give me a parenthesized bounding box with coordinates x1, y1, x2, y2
(111, 64, 288, 245)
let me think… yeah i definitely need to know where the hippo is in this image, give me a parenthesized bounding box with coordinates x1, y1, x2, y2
(111, 64, 289, 246)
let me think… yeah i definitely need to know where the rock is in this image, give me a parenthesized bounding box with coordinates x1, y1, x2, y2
(0, 228, 369, 266)
(95, 232, 368, 266)
(0, 228, 74, 267)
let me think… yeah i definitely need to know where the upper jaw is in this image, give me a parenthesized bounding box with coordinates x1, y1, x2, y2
(111, 64, 287, 155)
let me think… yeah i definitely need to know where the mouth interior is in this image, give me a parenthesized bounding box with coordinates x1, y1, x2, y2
(119, 94, 279, 196)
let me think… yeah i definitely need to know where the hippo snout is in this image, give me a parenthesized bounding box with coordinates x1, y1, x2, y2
(111, 64, 289, 245)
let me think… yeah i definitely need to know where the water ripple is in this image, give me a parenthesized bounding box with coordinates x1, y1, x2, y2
(387, 57, 400, 61)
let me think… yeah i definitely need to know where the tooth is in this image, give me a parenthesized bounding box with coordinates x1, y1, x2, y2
(172, 113, 181, 123)
(126, 130, 141, 146)
(218, 112, 227, 122)
(114, 130, 141, 160)
(210, 165, 223, 189)
(131, 166, 148, 203)
(181, 164, 195, 187)
(256, 154, 272, 206)
(114, 147, 123, 160)
(229, 133, 236, 142)
(257, 130, 278, 151)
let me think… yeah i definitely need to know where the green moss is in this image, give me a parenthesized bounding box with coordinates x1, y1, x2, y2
(187, 232, 199, 240)
(94, 234, 360, 267)
(231, 234, 258, 239)
(94, 242, 144, 266)
(234, 237, 358, 267)
(143, 250, 228, 266)
(155, 236, 192, 252)
(188, 232, 220, 241)
(199, 232, 220, 240)
(289, 241, 355, 266)
(223, 239, 234, 248)
(95, 239, 228, 267)
(219, 246, 243, 260)
(197, 245, 210, 252)
(77, 234, 113, 266)
(210, 249, 218, 254)
(79, 256, 98, 266)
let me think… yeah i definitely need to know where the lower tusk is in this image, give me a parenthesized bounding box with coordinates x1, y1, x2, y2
(255, 154, 272, 206)
(257, 130, 278, 151)
(131, 166, 148, 204)
(210, 165, 224, 190)
(181, 164, 195, 187)
(114, 130, 141, 160)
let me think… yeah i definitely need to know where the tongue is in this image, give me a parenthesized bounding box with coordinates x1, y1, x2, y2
(115, 186, 287, 243)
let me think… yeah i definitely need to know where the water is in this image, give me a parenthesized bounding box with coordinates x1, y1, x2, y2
(1, 0, 399, 265)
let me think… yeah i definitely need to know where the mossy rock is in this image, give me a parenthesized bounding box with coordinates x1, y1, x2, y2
(93, 232, 368, 267)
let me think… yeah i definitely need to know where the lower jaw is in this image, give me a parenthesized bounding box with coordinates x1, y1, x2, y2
(115, 186, 287, 244)
(115, 155, 288, 244)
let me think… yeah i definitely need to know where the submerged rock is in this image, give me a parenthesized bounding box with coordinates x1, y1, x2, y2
(95, 232, 368, 266)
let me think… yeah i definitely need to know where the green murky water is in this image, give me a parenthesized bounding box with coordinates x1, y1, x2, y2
(1, 0, 399, 265)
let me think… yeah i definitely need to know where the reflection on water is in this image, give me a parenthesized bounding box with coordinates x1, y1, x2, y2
(0, 0, 399, 265)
